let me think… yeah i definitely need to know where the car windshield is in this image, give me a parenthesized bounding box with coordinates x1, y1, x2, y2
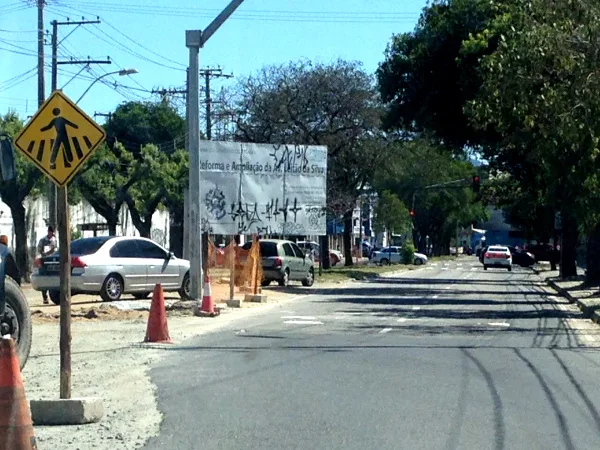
(70, 237, 112, 255)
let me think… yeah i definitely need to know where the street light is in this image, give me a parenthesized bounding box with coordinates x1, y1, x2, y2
(76, 68, 138, 104)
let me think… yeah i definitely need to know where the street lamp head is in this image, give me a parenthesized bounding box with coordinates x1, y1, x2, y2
(118, 69, 138, 76)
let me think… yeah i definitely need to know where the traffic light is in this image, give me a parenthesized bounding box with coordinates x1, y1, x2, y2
(472, 175, 481, 194)
(410, 209, 415, 217)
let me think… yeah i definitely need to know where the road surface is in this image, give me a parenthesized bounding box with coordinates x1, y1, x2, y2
(143, 258, 600, 450)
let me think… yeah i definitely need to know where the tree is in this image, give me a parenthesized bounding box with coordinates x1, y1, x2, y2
(373, 190, 410, 245)
(232, 59, 383, 266)
(466, 0, 600, 279)
(122, 144, 169, 238)
(374, 140, 486, 255)
(72, 142, 136, 235)
(377, 0, 500, 151)
(103, 101, 185, 154)
(162, 149, 188, 256)
(0, 112, 44, 280)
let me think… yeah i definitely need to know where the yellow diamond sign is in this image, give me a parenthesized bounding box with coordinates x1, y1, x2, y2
(13, 90, 106, 187)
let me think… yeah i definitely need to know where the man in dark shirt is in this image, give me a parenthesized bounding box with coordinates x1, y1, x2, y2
(37, 226, 57, 304)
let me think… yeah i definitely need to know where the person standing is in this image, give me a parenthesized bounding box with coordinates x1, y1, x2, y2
(37, 225, 57, 304)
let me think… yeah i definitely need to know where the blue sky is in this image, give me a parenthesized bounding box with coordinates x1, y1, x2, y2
(0, 0, 426, 123)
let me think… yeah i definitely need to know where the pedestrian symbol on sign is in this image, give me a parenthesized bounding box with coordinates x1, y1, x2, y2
(40, 107, 79, 169)
(13, 90, 106, 187)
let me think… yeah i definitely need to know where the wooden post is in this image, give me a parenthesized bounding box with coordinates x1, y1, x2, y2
(57, 185, 71, 399)
(229, 236, 235, 300)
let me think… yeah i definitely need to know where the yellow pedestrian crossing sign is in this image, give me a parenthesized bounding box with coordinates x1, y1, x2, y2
(13, 90, 106, 187)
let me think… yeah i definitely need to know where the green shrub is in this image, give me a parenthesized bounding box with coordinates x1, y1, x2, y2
(401, 242, 415, 264)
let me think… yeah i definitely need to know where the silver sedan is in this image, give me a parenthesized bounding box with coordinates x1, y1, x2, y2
(31, 236, 191, 304)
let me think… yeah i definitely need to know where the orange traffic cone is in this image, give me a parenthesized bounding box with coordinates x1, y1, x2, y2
(144, 284, 172, 343)
(199, 273, 219, 317)
(0, 336, 37, 450)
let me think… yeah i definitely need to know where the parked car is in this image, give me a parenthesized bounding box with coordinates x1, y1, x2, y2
(296, 241, 343, 266)
(507, 245, 536, 267)
(414, 252, 428, 265)
(483, 245, 512, 271)
(525, 243, 560, 264)
(371, 247, 428, 266)
(241, 239, 314, 287)
(31, 236, 191, 304)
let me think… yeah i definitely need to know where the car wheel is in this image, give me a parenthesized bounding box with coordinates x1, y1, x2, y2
(178, 272, 191, 300)
(49, 290, 61, 305)
(484, 265, 488, 271)
(100, 274, 123, 302)
(302, 268, 315, 287)
(133, 292, 151, 300)
(414, 258, 423, 266)
(380, 258, 389, 266)
(278, 268, 290, 287)
(1, 277, 32, 369)
(508, 266, 512, 272)
(261, 279, 272, 287)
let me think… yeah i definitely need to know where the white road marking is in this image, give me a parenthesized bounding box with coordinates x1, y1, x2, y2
(397, 318, 407, 323)
(283, 320, 324, 325)
(441, 267, 450, 270)
(380, 328, 393, 334)
(412, 306, 421, 310)
(281, 316, 317, 320)
(445, 286, 452, 290)
(470, 268, 478, 271)
(431, 295, 439, 299)
(488, 322, 510, 327)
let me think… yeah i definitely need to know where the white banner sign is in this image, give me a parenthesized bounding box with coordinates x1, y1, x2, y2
(199, 141, 327, 235)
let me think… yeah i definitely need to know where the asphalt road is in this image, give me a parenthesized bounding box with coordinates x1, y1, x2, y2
(143, 258, 600, 450)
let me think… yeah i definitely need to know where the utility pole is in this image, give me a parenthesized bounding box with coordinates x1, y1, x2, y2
(48, 18, 107, 234)
(186, 0, 245, 302)
(94, 112, 112, 122)
(200, 67, 233, 140)
(37, 0, 45, 107)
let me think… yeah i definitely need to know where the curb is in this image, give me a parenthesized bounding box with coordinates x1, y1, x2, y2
(547, 279, 600, 325)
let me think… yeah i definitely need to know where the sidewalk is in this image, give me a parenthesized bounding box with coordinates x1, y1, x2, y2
(536, 265, 600, 325)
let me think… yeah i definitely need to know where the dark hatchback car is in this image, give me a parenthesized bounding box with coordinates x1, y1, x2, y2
(241, 239, 314, 287)
(506, 246, 536, 267)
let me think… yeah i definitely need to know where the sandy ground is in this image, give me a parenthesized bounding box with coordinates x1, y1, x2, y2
(20, 280, 311, 450)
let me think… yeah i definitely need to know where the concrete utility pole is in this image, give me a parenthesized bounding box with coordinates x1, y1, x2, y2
(200, 67, 233, 140)
(48, 18, 106, 233)
(37, 0, 45, 107)
(186, 0, 245, 301)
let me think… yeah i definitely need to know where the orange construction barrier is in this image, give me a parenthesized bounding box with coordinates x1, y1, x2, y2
(144, 284, 172, 343)
(0, 337, 37, 450)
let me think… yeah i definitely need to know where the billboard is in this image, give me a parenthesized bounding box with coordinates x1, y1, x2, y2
(199, 141, 327, 235)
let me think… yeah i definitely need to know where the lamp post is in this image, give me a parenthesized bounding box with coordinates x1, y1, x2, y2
(76, 68, 138, 104)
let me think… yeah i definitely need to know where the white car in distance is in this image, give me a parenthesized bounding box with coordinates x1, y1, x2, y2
(483, 245, 512, 271)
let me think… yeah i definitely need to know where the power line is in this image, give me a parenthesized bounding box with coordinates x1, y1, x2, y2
(49, 4, 186, 71)
(57, 1, 421, 22)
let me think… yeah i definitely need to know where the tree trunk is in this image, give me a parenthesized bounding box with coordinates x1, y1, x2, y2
(107, 215, 118, 236)
(8, 201, 29, 282)
(320, 234, 331, 270)
(560, 212, 578, 279)
(585, 222, 600, 284)
(169, 209, 184, 257)
(343, 210, 353, 266)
